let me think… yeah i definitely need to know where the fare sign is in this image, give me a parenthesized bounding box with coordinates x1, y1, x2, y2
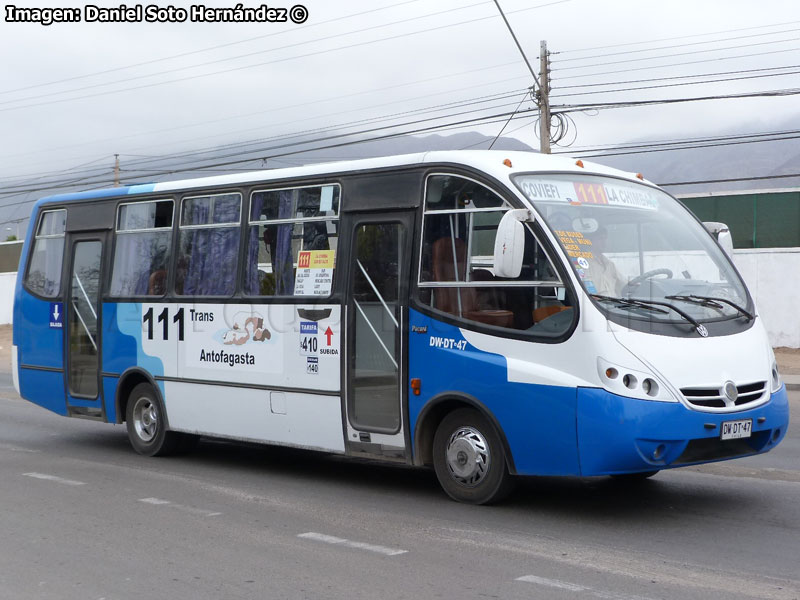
(294, 250, 335, 296)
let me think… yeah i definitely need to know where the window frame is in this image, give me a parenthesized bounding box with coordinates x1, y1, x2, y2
(109, 199, 175, 298)
(413, 171, 578, 342)
(175, 191, 243, 298)
(243, 182, 342, 299)
(23, 207, 67, 299)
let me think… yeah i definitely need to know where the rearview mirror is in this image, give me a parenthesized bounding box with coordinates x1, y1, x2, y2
(494, 209, 532, 278)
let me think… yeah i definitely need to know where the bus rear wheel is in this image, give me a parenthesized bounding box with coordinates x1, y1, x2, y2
(125, 383, 180, 456)
(433, 408, 515, 504)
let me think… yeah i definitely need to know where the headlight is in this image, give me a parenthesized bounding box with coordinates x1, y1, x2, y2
(597, 357, 678, 402)
(771, 360, 783, 393)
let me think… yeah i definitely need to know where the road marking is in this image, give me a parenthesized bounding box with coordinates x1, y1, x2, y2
(516, 575, 656, 600)
(0, 443, 39, 453)
(23, 472, 86, 486)
(138, 497, 222, 517)
(298, 532, 407, 556)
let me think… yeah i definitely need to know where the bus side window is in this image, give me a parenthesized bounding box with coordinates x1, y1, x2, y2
(110, 200, 173, 297)
(25, 209, 66, 297)
(243, 184, 340, 297)
(418, 175, 571, 336)
(175, 193, 242, 296)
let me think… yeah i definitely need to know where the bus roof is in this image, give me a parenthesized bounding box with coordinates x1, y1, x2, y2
(34, 150, 651, 207)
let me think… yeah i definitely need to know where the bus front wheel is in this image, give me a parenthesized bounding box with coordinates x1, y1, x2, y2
(125, 383, 180, 456)
(433, 408, 515, 504)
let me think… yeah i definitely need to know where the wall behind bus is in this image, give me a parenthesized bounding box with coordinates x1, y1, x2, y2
(732, 248, 800, 348)
(1, 251, 798, 347)
(0, 272, 16, 325)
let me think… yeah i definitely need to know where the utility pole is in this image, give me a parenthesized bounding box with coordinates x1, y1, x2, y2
(538, 40, 551, 154)
(491, 1, 552, 154)
(113, 154, 120, 187)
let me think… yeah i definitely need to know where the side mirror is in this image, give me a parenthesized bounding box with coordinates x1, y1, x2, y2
(494, 209, 531, 278)
(716, 229, 733, 258)
(703, 221, 734, 258)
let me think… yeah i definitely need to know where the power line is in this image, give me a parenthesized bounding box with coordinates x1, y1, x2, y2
(553, 87, 800, 113)
(491, 0, 540, 87)
(0, 1, 489, 107)
(552, 27, 800, 63)
(0, 0, 428, 96)
(561, 131, 800, 158)
(553, 47, 800, 81)
(551, 36, 800, 72)
(554, 63, 800, 91)
(0, 106, 541, 201)
(0, 60, 522, 170)
(551, 68, 800, 99)
(556, 126, 800, 153)
(0, 85, 530, 187)
(557, 19, 800, 55)
(0, 0, 570, 114)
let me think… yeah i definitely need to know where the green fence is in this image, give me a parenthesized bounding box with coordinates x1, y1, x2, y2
(679, 189, 800, 249)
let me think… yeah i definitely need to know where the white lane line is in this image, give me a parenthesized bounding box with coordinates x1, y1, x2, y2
(0, 443, 39, 453)
(516, 575, 656, 600)
(298, 532, 407, 556)
(138, 497, 222, 517)
(23, 472, 86, 486)
(516, 575, 587, 592)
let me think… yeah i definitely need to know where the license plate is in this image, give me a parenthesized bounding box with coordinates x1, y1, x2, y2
(720, 419, 752, 440)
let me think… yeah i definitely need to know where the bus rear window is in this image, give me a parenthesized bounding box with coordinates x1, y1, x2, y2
(25, 209, 66, 297)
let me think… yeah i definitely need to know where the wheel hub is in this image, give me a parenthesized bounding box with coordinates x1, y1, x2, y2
(132, 396, 158, 443)
(445, 426, 490, 486)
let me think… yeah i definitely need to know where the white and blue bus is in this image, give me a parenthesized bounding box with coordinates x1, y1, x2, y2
(12, 151, 789, 503)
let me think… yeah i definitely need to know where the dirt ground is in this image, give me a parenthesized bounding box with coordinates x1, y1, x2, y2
(775, 347, 800, 375)
(1, 324, 799, 375)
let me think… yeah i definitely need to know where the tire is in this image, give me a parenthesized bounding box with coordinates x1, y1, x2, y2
(125, 382, 180, 457)
(433, 408, 515, 504)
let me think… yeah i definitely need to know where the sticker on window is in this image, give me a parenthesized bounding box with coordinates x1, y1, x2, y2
(294, 250, 335, 296)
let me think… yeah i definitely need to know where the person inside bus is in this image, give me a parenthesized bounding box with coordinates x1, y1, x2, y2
(587, 226, 624, 296)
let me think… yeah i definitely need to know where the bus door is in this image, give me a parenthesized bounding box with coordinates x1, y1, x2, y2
(344, 211, 415, 457)
(64, 232, 107, 418)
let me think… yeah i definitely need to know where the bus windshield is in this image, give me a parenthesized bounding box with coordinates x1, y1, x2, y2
(513, 173, 751, 326)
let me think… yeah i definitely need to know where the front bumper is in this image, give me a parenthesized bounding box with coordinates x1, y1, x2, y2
(576, 385, 790, 476)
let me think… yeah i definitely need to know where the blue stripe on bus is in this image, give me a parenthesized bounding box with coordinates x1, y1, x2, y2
(37, 183, 156, 203)
(408, 309, 581, 476)
(102, 302, 166, 381)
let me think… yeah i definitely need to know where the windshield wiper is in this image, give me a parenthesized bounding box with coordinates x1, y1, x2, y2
(591, 294, 670, 314)
(665, 294, 754, 322)
(591, 294, 710, 337)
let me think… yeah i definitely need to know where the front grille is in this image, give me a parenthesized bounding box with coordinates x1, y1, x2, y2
(680, 381, 766, 411)
(674, 430, 771, 465)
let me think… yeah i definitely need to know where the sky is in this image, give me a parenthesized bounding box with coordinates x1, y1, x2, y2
(1, 0, 799, 232)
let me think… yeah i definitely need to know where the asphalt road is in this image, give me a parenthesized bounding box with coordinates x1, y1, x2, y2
(0, 371, 797, 600)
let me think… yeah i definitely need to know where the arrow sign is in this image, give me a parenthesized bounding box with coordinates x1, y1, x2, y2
(49, 302, 63, 329)
(324, 327, 333, 346)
